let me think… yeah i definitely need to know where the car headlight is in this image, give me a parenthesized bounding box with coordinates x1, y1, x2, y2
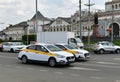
(56, 54, 65, 58)
(75, 51, 83, 54)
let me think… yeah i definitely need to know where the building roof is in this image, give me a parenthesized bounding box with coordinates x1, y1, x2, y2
(30, 11, 51, 21)
(57, 17, 71, 24)
(10, 21, 28, 27)
(105, 0, 120, 5)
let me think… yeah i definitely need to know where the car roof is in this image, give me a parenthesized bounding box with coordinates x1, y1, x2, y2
(98, 41, 110, 43)
(30, 43, 53, 46)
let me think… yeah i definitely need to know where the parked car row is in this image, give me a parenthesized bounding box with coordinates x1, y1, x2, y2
(18, 43, 90, 67)
(1, 41, 119, 67)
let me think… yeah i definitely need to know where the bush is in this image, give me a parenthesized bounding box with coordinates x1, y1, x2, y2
(113, 40, 120, 46)
(22, 34, 36, 44)
(0, 39, 3, 43)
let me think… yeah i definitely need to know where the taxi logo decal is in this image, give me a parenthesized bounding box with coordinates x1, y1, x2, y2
(23, 49, 56, 56)
(64, 50, 77, 55)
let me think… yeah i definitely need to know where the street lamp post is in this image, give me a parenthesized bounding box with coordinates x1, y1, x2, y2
(111, 0, 114, 42)
(35, 0, 38, 42)
(85, 0, 94, 45)
(79, 0, 82, 40)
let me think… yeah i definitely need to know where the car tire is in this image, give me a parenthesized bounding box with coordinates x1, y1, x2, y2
(116, 49, 120, 54)
(0, 49, 3, 52)
(48, 58, 56, 67)
(10, 48, 14, 52)
(94, 51, 98, 54)
(99, 49, 104, 54)
(21, 56, 28, 64)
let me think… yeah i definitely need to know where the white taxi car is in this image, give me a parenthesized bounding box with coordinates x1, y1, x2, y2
(54, 43, 90, 61)
(18, 43, 75, 67)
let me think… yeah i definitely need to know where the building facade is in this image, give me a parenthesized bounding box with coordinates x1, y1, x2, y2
(44, 17, 72, 33)
(98, 0, 120, 37)
(27, 11, 51, 34)
(2, 22, 28, 40)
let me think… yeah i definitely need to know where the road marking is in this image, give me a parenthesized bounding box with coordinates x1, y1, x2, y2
(90, 76, 103, 79)
(54, 72, 64, 75)
(97, 62, 119, 65)
(69, 67, 100, 71)
(70, 74, 80, 77)
(27, 68, 34, 70)
(5, 65, 11, 67)
(15, 66, 22, 69)
(0, 55, 16, 59)
(116, 80, 120, 82)
(114, 58, 120, 61)
(39, 69, 48, 72)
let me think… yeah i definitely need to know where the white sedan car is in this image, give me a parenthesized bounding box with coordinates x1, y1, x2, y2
(18, 43, 75, 67)
(2, 42, 26, 52)
(54, 43, 90, 61)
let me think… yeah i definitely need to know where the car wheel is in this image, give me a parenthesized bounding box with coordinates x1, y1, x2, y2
(99, 49, 104, 54)
(116, 49, 120, 54)
(94, 51, 98, 54)
(48, 58, 56, 67)
(10, 48, 14, 52)
(0, 49, 3, 52)
(21, 56, 28, 64)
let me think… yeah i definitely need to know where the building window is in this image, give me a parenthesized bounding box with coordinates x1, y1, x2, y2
(101, 26, 103, 29)
(112, 5, 114, 9)
(91, 26, 93, 30)
(64, 27, 66, 31)
(116, 4, 118, 9)
(60, 28, 62, 31)
(83, 26, 84, 30)
(57, 28, 58, 31)
(56, 19, 62, 24)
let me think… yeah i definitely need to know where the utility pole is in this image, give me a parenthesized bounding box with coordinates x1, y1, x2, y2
(35, 0, 38, 42)
(85, 0, 94, 45)
(79, 0, 82, 40)
(111, 0, 114, 42)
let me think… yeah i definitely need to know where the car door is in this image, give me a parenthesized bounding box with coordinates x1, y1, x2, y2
(2, 42, 11, 51)
(35, 45, 49, 62)
(104, 42, 115, 51)
(25, 45, 37, 60)
(107, 43, 116, 51)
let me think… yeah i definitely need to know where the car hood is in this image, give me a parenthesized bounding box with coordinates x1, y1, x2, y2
(72, 49, 89, 54)
(52, 51, 74, 57)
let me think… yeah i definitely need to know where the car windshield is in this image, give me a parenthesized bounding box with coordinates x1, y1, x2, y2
(64, 45, 76, 49)
(45, 45, 62, 52)
(75, 38, 82, 43)
(12, 42, 24, 45)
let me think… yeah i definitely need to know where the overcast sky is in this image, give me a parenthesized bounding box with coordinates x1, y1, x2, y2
(0, 0, 110, 31)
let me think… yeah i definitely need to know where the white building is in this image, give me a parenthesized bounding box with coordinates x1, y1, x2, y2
(2, 22, 28, 40)
(27, 11, 51, 34)
(44, 17, 72, 33)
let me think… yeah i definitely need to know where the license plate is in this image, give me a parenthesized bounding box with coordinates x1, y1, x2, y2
(68, 59, 74, 62)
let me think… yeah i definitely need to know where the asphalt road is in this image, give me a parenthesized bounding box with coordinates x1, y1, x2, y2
(0, 52, 120, 82)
